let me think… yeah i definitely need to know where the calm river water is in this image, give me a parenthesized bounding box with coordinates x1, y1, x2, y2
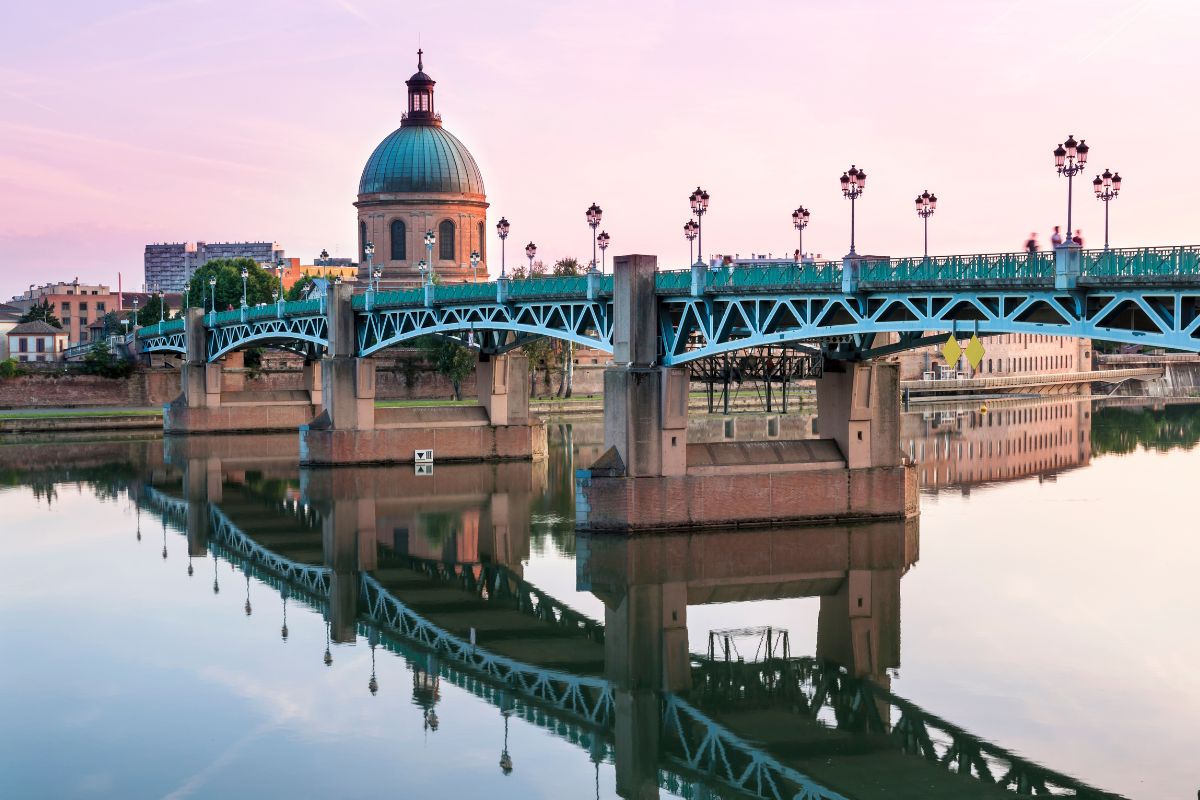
(1, 396, 1197, 799)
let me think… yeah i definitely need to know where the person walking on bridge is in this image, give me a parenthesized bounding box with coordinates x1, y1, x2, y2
(1025, 233, 1039, 254)
(1050, 226, 1064, 248)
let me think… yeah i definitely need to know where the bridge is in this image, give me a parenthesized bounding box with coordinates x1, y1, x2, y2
(129, 245, 1200, 531)
(132, 448, 1126, 800)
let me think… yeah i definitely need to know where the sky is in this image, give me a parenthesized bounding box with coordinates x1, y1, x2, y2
(1, 0, 1198, 299)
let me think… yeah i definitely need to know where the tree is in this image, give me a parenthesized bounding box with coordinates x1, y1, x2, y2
(81, 341, 134, 379)
(551, 258, 582, 397)
(134, 294, 169, 327)
(419, 336, 475, 400)
(520, 336, 554, 395)
(285, 274, 315, 301)
(18, 299, 61, 327)
(185, 258, 277, 312)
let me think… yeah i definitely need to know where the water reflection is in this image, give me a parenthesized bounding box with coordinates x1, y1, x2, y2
(4, 402, 1197, 798)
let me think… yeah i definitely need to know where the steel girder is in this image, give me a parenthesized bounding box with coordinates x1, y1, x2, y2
(206, 315, 329, 361)
(657, 288, 1200, 364)
(356, 299, 613, 356)
(138, 331, 187, 355)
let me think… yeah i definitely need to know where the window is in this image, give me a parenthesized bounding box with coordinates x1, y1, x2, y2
(61, 302, 71, 313)
(360, 221, 367, 262)
(96, 302, 105, 312)
(18, 338, 27, 353)
(35, 338, 45, 353)
(79, 302, 88, 312)
(478, 222, 486, 260)
(438, 220, 455, 261)
(390, 219, 407, 260)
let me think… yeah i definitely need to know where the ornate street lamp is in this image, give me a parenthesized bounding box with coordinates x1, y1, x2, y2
(597, 230, 610, 273)
(275, 259, 286, 303)
(791, 206, 810, 259)
(914, 190, 937, 257)
(131, 297, 139, 329)
(470, 250, 481, 283)
(1053, 134, 1089, 247)
(423, 230, 436, 284)
(683, 219, 699, 265)
(364, 241, 375, 290)
(525, 241, 537, 278)
(372, 267, 382, 293)
(158, 289, 165, 324)
(496, 217, 510, 278)
(417, 259, 429, 284)
(688, 187, 710, 266)
(239, 265, 248, 308)
(839, 166, 866, 255)
(586, 203, 603, 273)
(1093, 169, 1122, 249)
(208, 276, 217, 316)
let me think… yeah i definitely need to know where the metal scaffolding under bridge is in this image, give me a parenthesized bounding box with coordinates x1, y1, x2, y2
(688, 344, 823, 414)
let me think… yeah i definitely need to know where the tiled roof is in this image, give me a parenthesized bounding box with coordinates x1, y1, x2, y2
(8, 320, 66, 335)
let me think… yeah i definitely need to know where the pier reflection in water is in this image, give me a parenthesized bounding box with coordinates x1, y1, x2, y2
(2, 399, 1199, 798)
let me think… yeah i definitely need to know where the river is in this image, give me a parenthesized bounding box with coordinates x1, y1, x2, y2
(1, 396, 1196, 799)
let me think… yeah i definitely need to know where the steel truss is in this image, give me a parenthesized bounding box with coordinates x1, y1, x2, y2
(207, 315, 329, 361)
(688, 344, 823, 413)
(658, 289, 1200, 363)
(139, 331, 187, 354)
(356, 299, 612, 356)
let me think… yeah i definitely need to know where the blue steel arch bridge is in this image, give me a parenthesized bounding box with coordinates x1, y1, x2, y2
(136, 246, 1200, 364)
(139, 483, 1125, 800)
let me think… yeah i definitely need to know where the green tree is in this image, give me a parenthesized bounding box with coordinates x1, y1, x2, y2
(185, 258, 277, 313)
(134, 294, 171, 326)
(552, 257, 582, 397)
(97, 311, 122, 338)
(285, 274, 316, 301)
(81, 341, 134, 378)
(419, 336, 475, 400)
(18, 299, 61, 327)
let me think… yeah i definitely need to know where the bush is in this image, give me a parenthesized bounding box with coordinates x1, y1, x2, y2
(81, 342, 135, 379)
(0, 358, 22, 379)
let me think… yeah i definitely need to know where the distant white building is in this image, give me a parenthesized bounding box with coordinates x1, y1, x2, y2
(7, 320, 68, 363)
(144, 241, 285, 292)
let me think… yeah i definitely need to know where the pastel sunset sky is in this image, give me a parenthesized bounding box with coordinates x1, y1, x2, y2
(1, 0, 1197, 299)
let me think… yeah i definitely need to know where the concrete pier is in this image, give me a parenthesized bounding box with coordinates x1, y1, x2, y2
(576, 255, 917, 532)
(163, 308, 320, 435)
(299, 284, 545, 466)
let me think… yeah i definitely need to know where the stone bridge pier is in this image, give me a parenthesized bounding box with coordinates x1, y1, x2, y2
(300, 284, 546, 466)
(163, 308, 322, 434)
(576, 254, 917, 532)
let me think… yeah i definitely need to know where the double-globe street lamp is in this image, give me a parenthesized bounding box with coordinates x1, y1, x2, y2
(915, 190, 937, 258)
(240, 265, 249, 308)
(525, 242, 537, 277)
(839, 166, 866, 255)
(1053, 134, 1090, 247)
(689, 187, 710, 267)
(496, 217, 511, 278)
(791, 206, 810, 259)
(209, 276, 217, 316)
(470, 250, 481, 282)
(423, 229, 436, 284)
(683, 219, 699, 265)
(597, 230, 610, 273)
(1093, 169, 1123, 250)
(586, 203, 603, 273)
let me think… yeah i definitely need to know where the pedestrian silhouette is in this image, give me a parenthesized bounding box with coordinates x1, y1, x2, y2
(1025, 233, 1039, 254)
(1050, 226, 1064, 248)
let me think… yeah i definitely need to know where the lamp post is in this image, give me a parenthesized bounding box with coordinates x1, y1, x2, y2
(158, 289, 165, 324)
(424, 230, 436, 284)
(275, 259, 285, 303)
(131, 297, 139, 329)
(839, 166, 866, 255)
(364, 241, 375, 289)
(1093, 169, 1122, 250)
(372, 267, 382, 292)
(184, 286, 189, 313)
(525, 242, 537, 278)
(683, 219, 698, 265)
(914, 190, 937, 258)
(239, 265, 248, 308)
(208, 276, 217, 317)
(597, 230, 610, 273)
(417, 259, 428, 285)
(586, 203, 602, 273)
(470, 250, 481, 283)
(791, 206, 810, 259)
(689, 187, 710, 266)
(1053, 134, 1089, 247)
(496, 217, 510, 278)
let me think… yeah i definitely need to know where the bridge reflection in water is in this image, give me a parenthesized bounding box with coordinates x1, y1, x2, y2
(115, 427, 1133, 800)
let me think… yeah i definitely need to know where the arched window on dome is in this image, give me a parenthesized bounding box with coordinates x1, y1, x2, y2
(359, 221, 367, 262)
(438, 220, 455, 261)
(390, 220, 406, 261)
(478, 222, 485, 261)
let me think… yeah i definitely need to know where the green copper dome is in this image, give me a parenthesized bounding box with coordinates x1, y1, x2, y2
(358, 124, 486, 196)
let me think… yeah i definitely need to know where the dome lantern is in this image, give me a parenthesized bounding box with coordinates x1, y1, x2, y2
(405, 49, 438, 126)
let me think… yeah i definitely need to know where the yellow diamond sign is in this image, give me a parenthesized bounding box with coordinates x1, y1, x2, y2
(965, 334, 986, 370)
(941, 337, 962, 366)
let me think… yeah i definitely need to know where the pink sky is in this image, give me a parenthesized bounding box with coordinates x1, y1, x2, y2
(1, 0, 1197, 299)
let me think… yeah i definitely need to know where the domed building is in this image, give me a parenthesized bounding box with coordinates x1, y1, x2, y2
(355, 51, 489, 287)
